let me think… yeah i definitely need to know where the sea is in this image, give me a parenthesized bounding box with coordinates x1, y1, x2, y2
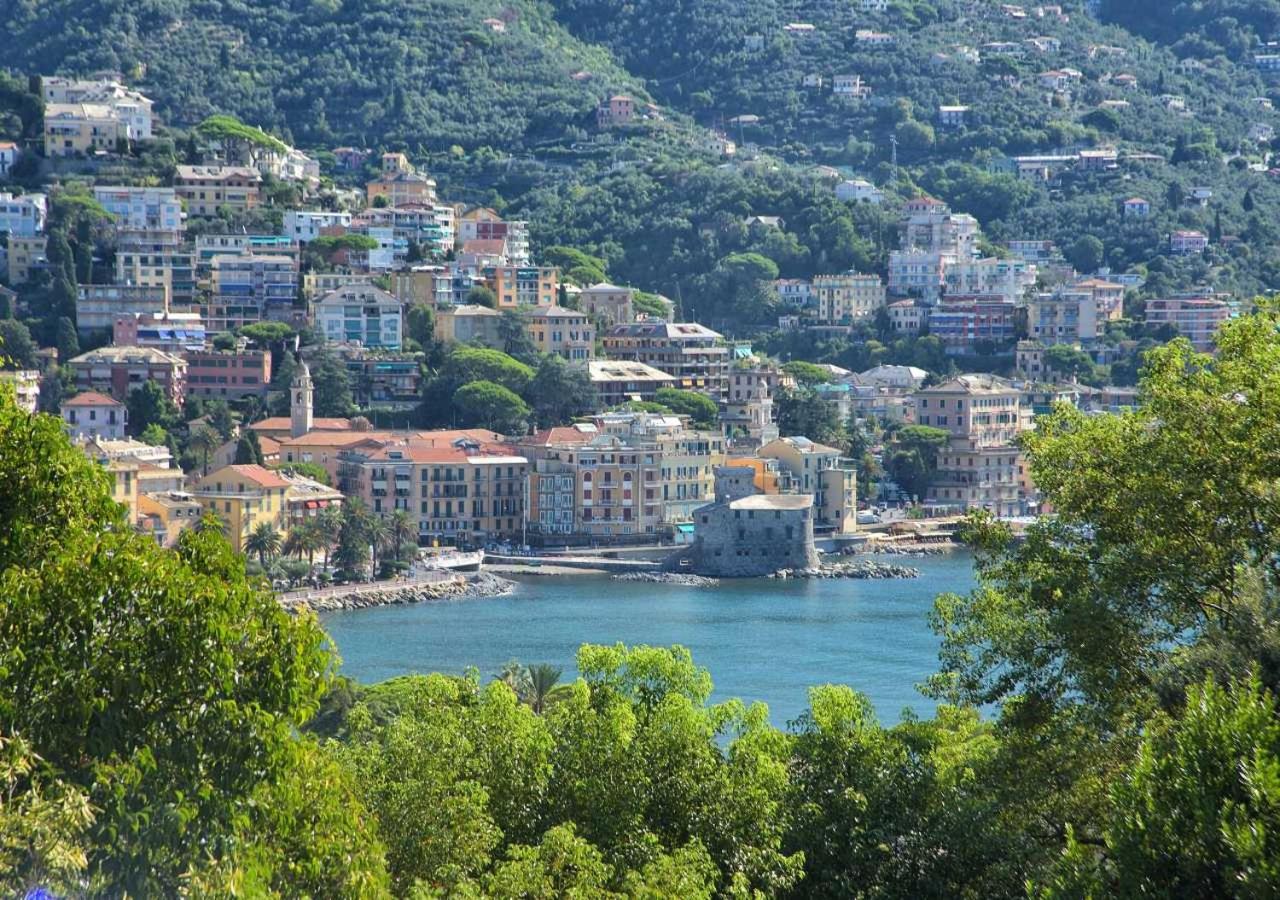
(319, 552, 977, 727)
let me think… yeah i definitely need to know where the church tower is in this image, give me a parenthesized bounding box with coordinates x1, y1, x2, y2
(291, 358, 313, 438)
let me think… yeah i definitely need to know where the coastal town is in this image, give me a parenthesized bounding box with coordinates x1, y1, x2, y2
(0, 66, 1245, 588)
(10, 0, 1280, 895)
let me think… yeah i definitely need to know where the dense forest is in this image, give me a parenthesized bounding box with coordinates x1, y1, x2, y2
(0, 0, 646, 152)
(7, 0, 1280, 304)
(6, 308, 1280, 896)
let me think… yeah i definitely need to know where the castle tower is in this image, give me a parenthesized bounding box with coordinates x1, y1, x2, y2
(291, 358, 313, 438)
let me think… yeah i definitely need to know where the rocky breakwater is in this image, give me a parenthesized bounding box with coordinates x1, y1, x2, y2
(286, 571, 516, 613)
(769, 559, 921, 580)
(613, 572, 720, 587)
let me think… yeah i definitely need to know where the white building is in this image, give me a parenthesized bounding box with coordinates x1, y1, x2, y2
(42, 76, 154, 140)
(62, 391, 128, 440)
(314, 283, 403, 350)
(888, 250, 953, 302)
(282, 210, 353, 243)
(0, 192, 46, 236)
(943, 258, 1038, 304)
(834, 179, 884, 204)
(938, 105, 971, 127)
(93, 186, 183, 232)
(833, 75, 872, 99)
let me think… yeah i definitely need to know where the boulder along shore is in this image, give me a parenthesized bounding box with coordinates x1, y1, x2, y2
(285, 571, 516, 613)
(769, 560, 921, 580)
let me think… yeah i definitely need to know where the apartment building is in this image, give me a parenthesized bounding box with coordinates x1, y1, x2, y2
(76, 283, 170, 334)
(813, 272, 886, 324)
(365, 171, 438, 207)
(69, 346, 187, 404)
(0, 369, 39, 413)
(435, 304, 503, 346)
(525, 305, 593, 361)
(757, 436, 857, 534)
(487, 265, 559, 308)
(0, 192, 47, 236)
(43, 103, 128, 156)
(943, 257, 1037, 304)
(192, 464, 290, 553)
(282, 210, 352, 242)
(1024, 290, 1101, 342)
(314, 283, 404, 350)
(1144, 296, 1230, 352)
(456, 208, 530, 264)
(207, 253, 299, 333)
(183, 348, 272, 400)
(338, 435, 527, 546)
(928, 296, 1018, 351)
(578, 282, 636, 326)
(913, 373, 1034, 517)
(6, 235, 46, 284)
(113, 311, 206, 353)
(115, 230, 195, 305)
(42, 77, 153, 140)
(357, 205, 456, 257)
(174, 165, 262, 216)
(93, 186, 183, 231)
(601, 321, 729, 399)
(587, 360, 676, 408)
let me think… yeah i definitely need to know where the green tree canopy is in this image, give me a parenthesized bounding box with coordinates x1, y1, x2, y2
(452, 380, 531, 434)
(653, 387, 718, 430)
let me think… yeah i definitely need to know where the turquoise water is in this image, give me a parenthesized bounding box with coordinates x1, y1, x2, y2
(320, 553, 976, 726)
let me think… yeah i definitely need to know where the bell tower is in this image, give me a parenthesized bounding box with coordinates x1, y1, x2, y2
(291, 358, 313, 438)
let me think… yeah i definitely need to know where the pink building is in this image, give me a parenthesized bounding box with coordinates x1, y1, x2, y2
(1144, 297, 1230, 352)
(597, 95, 636, 128)
(182, 349, 273, 400)
(1170, 230, 1209, 256)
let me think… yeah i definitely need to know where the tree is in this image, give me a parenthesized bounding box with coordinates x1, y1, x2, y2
(1065, 235, 1105, 274)
(499, 309, 539, 365)
(310, 349, 355, 417)
(239, 321, 294, 347)
(527, 355, 598, 428)
(244, 521, 282, 567)
(54, 316, 78, 361)
(406, 303, 435, 349)
(188, 426, 221, 476)
(653, 387, 718, 430)
(139, 423, 168, 447)
(125, 381, 179, 438)
(0, 389, 386, 894)
(1038, 674, 1280, 898)
(523, 664, 571, 714)
(0, 319, 38, 369)
(233, 430, 265, 465)
(886, 425, 950, 498)
(776, 387, 847, 449)
(466, 285, 498, 308)
(332, 500, 372, 580)
(205, 399, 236, 441)
(453, 381, 530, 434)
(781, 361, 832, 385)
(1042, 344, 1096, 382)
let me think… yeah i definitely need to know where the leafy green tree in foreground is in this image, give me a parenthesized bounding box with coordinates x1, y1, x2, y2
(0, 385, 388, 896)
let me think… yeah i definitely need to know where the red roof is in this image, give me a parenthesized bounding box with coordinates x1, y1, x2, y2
(222, 464, 290, 489)
(64, 391, 123, 407)
(251, 417, 352, 433)
(525, 426, 595, 446)
(460, 238, 507, 256)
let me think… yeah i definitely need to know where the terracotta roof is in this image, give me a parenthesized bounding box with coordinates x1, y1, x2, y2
(64, 391, 123, 407)
(221, 464, 290, 489)
(525, 425, 597, 446)
(276, 431, 392, 448)
(251, 417, 352, 433)
(460, 238, 507, 256)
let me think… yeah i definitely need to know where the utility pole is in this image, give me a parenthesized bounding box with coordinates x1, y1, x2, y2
(889, 133, 898, 170)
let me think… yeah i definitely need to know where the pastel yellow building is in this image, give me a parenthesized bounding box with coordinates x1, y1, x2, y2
(43, 102, 127, 156)
(192, 463, 290, 552)
(758, 436, 858, 534)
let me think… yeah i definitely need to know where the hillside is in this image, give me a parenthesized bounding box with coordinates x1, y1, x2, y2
(0, 0, 646, 152)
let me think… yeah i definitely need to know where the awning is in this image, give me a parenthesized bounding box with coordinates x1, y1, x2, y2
(305, 500, 319, 509)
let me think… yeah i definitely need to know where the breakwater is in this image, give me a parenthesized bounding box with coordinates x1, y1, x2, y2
(282, 571, 516, 612)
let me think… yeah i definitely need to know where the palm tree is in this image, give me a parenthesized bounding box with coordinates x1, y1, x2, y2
(244, 522, 282, 568)
(188, 426, 220, 476)
(282, 527, 308, 561)
(495, 659, 532, 698)
(387, 509, 416, 566)
(523, 664, 571, 714)
(366, 515, 391, 576)
(316, 505, 342, 570)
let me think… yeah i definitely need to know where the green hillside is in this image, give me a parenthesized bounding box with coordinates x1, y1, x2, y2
(0, 0, 646, 152)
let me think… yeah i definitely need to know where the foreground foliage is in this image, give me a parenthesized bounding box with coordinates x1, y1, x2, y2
(7, 306, 1280, 896)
